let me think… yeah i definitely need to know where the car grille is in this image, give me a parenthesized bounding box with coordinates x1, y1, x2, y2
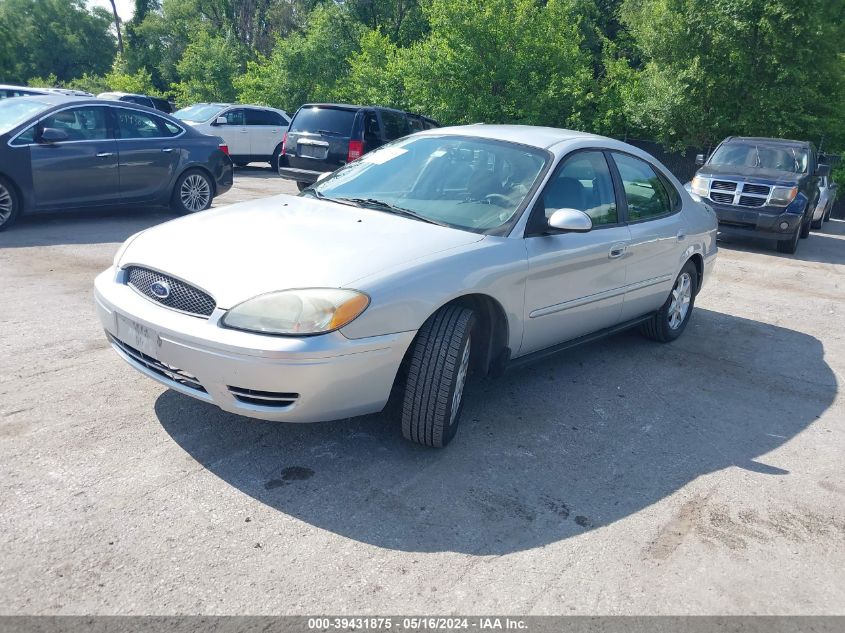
(125, 266, 216, 318)
(708, 180, 772, 207)
(109, 334, 206, 392)
(228, 386, 299, 408)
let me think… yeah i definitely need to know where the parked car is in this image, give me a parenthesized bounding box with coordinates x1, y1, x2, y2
(97, 91, 173, 113)
(173, 103, 290, 169)
(278, 103, 440, 190)
(95, 125, 717, 447)
(40, 87, 95, 97)
(811, 175, 837, 229)
(0, 95, 233, 231)
(0, 84, 49, 99)
(690, 136, 828, 254)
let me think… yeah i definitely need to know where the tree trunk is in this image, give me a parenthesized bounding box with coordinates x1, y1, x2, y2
(109, 0, 124, 55)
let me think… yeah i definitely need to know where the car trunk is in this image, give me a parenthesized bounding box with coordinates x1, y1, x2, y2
(284, 106, 362, 173)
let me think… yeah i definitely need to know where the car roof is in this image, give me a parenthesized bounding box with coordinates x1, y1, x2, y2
(726, 136, 810, 147)
(0, 84, 48, 92)
(413, 124, 607, 150)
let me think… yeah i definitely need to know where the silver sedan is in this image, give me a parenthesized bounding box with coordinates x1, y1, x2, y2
(95, 125, 717, 447)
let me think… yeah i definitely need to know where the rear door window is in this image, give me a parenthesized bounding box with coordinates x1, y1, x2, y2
(611, 152, 673, 222)
(290, 107, 356, 135)
(115, 109, 180, 139)
(247, 109, 284, 126)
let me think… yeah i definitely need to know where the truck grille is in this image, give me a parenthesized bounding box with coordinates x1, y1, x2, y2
(708, 180, 772, 208)
(109, 334, 206, 392)
(126, 266, 215, 318)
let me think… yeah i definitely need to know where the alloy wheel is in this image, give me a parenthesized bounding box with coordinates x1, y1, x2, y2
(450, 334, 471, 425)
(180, 174, 211, 212)
(668, 273, 692, 330)
(0, 183, 12, 225)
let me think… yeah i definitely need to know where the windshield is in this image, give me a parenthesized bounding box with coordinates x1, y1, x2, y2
(709, 142, 808, 173)
(305, 135, 549, 233)
(0, 98, 51, 135)
(174, 103, 226, 123)
(290, 106, 356, 135)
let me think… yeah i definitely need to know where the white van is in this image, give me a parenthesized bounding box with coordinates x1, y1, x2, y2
(174, 103, 291, 169)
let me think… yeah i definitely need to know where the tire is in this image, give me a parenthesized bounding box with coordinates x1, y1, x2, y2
(296, 181, 309, 192)
(640, 261, 698, 343)
(400, 305, 476, 448)
(0, 176, 20, 232)
(799, 216, 811, 238)
(271, 144, 283, 171)
(823, 204, 832, 223)
(811, 214, 823, 230)
(172, 169, 214, 214)
(777, 226, 800, 254)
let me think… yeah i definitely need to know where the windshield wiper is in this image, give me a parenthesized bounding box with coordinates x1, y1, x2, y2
(334, 197, 448, 226)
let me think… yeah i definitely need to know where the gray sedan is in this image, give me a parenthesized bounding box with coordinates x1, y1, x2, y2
(95, 125, 717, 447)
(0, 95, 233, 231)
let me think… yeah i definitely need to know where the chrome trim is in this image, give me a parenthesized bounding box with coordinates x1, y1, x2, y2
(121, 264, 216, 318)
(706, 179, 773, 207)
(6, 102, 186, 147)
(530, 274, 673, 318)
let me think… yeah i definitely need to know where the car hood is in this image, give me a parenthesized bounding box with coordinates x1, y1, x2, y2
(119, 194, 485, 308)
(697, 164, 802, 186)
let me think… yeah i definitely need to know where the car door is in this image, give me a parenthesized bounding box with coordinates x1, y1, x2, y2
(245, 108, 285, 159)
(29, 104, 120, 209)
(608, 151, 687, 321)
(112, 106, 182, 203)
(521, 150, 632, 355)
(214, 108, 249, 157)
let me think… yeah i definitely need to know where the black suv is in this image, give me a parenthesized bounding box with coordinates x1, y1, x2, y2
(690, 136, 829, 254)
(278, 103, 438, 190)
(97, 92, 174, 114)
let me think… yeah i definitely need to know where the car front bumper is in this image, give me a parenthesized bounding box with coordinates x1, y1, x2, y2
(94, 267, 415, 422)
(708, 201, 803, 240)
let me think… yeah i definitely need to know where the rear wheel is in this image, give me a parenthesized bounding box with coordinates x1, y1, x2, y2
(296, 181, 309, 192)
(640, 261, 698, 343)
(0, 176, 20, 232)
(172, 169, 214, 214)
(271, 144, 283, 172)
(400, 305, 475, 448)
(777, 226, 800, 254)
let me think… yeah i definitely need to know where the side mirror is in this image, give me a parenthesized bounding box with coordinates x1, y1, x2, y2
(816, 164, 831, 178)
(39, 127, 69, 144)
(316, 171, 332, 183)
(214, 116, 227, 126)
(695, 153, 706, 166)
(547, 208, 592, 233)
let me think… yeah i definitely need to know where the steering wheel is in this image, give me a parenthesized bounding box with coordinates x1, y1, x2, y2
(484, 193, 511, 208)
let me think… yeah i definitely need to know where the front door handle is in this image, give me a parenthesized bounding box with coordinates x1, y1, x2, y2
(161, 148, 174, 153)
(96, 152, 114, 158)
(609, 243, 627, 259)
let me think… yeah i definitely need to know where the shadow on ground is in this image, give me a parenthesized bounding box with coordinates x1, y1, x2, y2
(155, 308, 836, 554)
(717, 218, 845, 265)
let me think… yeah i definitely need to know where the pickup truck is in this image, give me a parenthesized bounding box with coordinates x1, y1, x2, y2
(689, 136, 829, 254)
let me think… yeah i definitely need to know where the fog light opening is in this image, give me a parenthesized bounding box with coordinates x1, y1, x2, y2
(780, 222, 789, 230)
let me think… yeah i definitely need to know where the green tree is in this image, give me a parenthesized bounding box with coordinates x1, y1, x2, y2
(0, 0, 115, 84)
(173, 29, 245, 105)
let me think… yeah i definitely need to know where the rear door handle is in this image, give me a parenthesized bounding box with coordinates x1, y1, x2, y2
(161, 148, 174, 153)
(96, 152, 113, 158)
(609, 243, 627, 259)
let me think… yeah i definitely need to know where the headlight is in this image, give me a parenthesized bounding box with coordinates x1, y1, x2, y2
(769, 186, 798, 207)
(221, 289, 370, 335)
(691, 176, 710, 197)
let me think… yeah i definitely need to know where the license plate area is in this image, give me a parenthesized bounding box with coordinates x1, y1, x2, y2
(115, 313, 160, 359)
(298, 143, 329, 160)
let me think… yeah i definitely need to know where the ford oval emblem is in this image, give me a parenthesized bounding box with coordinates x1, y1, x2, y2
(151, 280, 171, 299)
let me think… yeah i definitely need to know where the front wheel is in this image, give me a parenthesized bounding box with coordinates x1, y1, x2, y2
(0, 176, 20, 232)
(172, 169, 214, 214)
(640, 261, 698, 343)
(811, 214, 823, 230)
(823, 204, 832, 223)
(400, 305, 476, 448)
(800, 216, 811, 238)
(777, 227, 800, 254)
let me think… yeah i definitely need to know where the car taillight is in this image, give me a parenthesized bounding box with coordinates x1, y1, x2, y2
(219, 143, 229, 156)
(281, 132, 287, 156)
(347, 139, 364, 162)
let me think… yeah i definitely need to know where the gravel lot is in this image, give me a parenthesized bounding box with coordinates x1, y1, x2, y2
(1, 166, 844, 615)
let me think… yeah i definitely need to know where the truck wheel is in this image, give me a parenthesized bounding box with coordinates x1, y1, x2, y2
(800, 217, 811, 238)
(400, 305, 475, 448)
(0, 176, 20, 232)
(777, 227, 800, 254)
(640, 261, 698, 343)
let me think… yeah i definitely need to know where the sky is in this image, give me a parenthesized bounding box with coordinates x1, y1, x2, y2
(88, 0, 135, 22)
